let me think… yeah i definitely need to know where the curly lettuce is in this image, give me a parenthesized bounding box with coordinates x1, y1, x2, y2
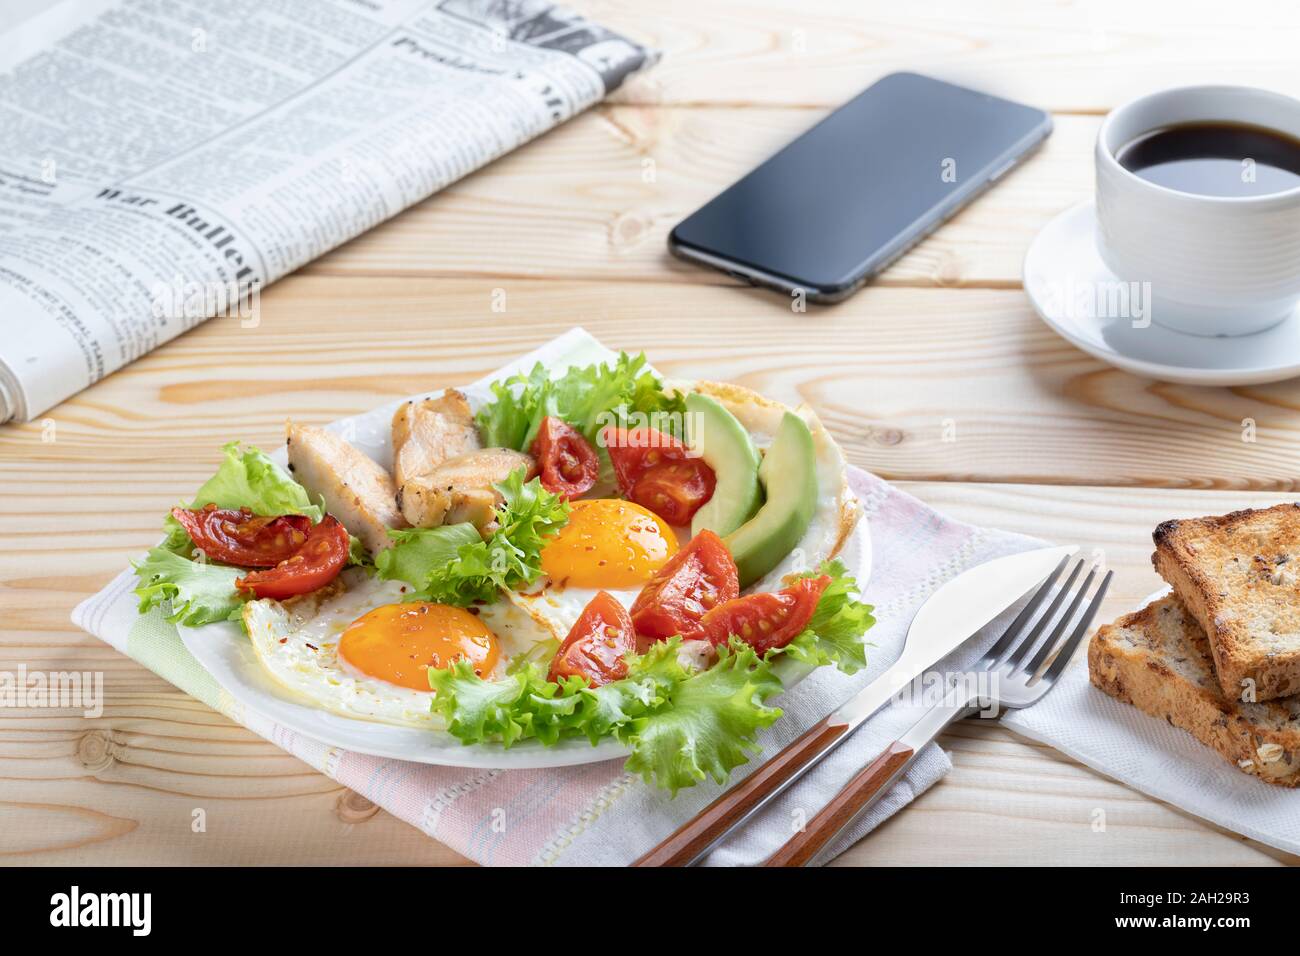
(429, 637, 780, 793)
(426, 561, 874, 793)
(775, 559, 875, 675)
(476, 352, 688, 451)
(133, 548, 246, 627)
(135, 442, 322, 626)
(375, 468, 569, 606)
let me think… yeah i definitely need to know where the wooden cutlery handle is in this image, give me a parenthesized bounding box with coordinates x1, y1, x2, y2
(631, 715, 851, 867)
(763, 740, 914, 867)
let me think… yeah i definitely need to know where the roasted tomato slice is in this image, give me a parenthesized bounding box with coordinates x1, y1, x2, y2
(171, 504, 310, 567)
(630, 529, 739, 643)
(701, 574, 832, 655)
(549, 591, 638, 686)
(602, 426, 716, 525)
(236, 516, 350, 600)
(530, 416, 599, 500)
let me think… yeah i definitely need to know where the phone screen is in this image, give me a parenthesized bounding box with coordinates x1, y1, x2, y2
(669, 73, 1051, 298)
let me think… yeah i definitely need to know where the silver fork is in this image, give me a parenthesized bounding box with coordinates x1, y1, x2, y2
(763, 557, 1113, 867)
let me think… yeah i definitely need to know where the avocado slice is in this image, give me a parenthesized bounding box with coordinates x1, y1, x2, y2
(687, 392, 762, 538)
(724, 411, 818, 588)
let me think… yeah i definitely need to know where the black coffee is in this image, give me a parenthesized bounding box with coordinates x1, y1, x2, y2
(1115, 121, 1300, 197)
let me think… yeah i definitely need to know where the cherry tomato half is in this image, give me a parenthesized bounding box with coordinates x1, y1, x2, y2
(171, 504, 310, 567)
(602, 426, 716, 525)
(603, 426, 684, 489)
(549, 590, 638, 686)
(530, 416, 599, 500)
(632, 459, 716, 526)
(236, 516, 351, 600)
(630, 529, 739, 643)
(700, 574, 831, 655)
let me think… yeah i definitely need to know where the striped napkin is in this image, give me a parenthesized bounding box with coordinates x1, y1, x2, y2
(72, 331, 1043, 866)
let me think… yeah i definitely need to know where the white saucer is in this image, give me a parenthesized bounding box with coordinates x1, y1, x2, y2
(1023, 201, 1300, 386)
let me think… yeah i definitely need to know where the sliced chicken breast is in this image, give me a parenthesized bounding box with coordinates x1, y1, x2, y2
(286, 422, 406, 554)
(390, 389, 481, 490)
(397, 448, 536, 533)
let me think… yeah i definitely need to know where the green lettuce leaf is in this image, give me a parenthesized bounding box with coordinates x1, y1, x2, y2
(138, 441, 328, 621)
(132, 548, 245, 627)
(427, 637, 783, 795)
(427, 660, 543, 747)
(160, 441, 324, 555)
(475, 352, 688, 452)
(376, 468, 568, 606)
(376, 523, 481, 587)
(623, 641, 783, 794)
(191, 441, 321, 518)
(775, 559, 875, 675)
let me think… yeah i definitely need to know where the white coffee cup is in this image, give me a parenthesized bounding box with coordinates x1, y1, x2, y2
(1095, 86, 1300, 336)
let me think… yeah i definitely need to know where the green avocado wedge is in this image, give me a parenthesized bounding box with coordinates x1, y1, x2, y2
(687, 392, 763, 538)
(724, 411, 818, 588)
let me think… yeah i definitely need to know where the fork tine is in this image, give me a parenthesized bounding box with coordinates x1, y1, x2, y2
(977, 553, 1074, 667)
(1040, 569, 1114, 684)
(1024, 566, 1097, 675)
(994, 559, 1084, 671)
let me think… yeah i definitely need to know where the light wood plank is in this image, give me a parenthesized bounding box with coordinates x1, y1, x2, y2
(590, 0, 1300, 111)
(305, 107, 1093, 288)
(4, 276, 1299, 491)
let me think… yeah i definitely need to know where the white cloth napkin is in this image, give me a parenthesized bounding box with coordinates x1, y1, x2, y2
(1006, 662, 1300, 856)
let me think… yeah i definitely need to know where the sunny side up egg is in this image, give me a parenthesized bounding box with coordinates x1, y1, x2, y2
(508, 498, 684, 644)
(244, 569, 551, 728)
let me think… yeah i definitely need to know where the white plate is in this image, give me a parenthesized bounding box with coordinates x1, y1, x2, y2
(179, 512, 872, 769)
(1024, 201, 1300, 386)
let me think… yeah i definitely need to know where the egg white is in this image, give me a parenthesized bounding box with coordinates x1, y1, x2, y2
(505, 582, 644, 647)
(244, 568, 554, 728)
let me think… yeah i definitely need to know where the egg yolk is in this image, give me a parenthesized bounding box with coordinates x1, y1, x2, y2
(338, 602, 500, 690)
(540, 498, 679, 589)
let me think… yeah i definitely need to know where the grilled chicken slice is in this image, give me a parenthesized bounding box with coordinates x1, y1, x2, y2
(286, 422, 406, 554)
(390, 390, 480, 490)
(397, 448, 536, 532)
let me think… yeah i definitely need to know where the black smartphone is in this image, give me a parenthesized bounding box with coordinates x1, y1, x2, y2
(668, 72, 1052, 303)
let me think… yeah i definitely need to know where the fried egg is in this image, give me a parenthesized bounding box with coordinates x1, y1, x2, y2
(244, 569, 551, 728)
(508, 498, 682, 643)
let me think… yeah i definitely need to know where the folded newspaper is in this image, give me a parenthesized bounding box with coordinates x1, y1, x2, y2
(0, 0, 656, 423)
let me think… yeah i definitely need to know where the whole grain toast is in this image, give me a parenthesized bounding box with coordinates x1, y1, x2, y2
(1153, 503, 1300, 702)
(1088, 594, 1300, 787)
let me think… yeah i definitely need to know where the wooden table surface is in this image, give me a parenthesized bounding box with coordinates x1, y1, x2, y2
(5, 0, 1300, 866)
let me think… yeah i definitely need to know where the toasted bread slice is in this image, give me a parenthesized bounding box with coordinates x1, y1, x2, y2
(1088, 595, 1300, 787)
(1153, 503, 1300, 702)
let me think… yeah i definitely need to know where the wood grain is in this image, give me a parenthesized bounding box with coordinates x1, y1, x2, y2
(305, 108, 1096, 288)
(6, 276, 1299, 492)
(593, 0, 1300, 111)
(5, 0, 1299, 867)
